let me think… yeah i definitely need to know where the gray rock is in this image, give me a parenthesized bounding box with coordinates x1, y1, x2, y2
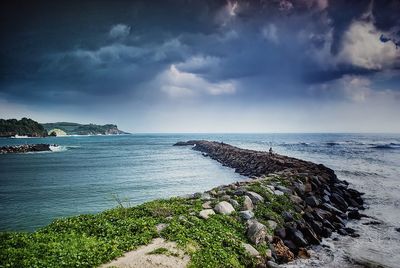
(266, 185, 275, 191)
(242, 195, 254, 211)
(267, 220, 278, 230)
(233, 188, 247, 196)
(274, 190, 285, 196)
(156, 223, 168, 234)
(221, 195, 231, 201)
(229, 199, 240, 207)
(199, 209, 215, 219)
(200, 193, 212, 201)
(242, 243, 260, 257)
(239, 210, 254, 220)
(247, 220, 267, 245)
(290, 228, 308, 247)
(266, 261, 280, 268)
(214, 201, 235, 215)
(275, 185, 291, 194)
(246, 191, 264, 204)
(290, 195, 303, 205)
(202, 201, 212, 209)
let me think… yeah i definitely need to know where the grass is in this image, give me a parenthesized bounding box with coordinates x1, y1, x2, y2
(0, 179, 298, 268)
(0, 197, 255, 268)
(147, 247, 179, 257)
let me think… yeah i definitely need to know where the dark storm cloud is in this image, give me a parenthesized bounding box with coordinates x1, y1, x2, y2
(0, 0, 399, 106)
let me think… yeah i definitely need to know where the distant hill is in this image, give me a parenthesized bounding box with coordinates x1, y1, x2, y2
(0, 118, 48, 137)
(42, 122, 128, 136)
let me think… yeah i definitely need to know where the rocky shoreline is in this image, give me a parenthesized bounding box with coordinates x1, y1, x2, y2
(0, 144, 54, 154)
(175, 140, 365, 267)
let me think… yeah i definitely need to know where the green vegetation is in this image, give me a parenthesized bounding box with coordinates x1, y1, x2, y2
(147, 247, 170, 255)
(0, 118, 47, 137)
(0, 198, 255, 268)
(147, 247, 179, 257)
(42, 122, 126, 135)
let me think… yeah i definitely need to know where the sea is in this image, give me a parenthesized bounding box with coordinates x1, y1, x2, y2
(0, 133, 399, 267)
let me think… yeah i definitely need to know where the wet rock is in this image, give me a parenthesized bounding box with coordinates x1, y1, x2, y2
(282, 211, 294, 222)
(300, 224, 320, 244)
(266, 261, 280, 268)
(322, 203, 344, 215)
(305, 196, 320, 207)
(242, 243, 260, 257)
(246, 191, 265, 204)
(344, 227, 356, 234)
(321, 227, 332, 237)
(214, 201, 235, 215)
(283, 239, 298, 254)
(243, 195, 254, 211)
(338, 228, 348, 236)
(0, 144, 52, 154)
(322, 195, 331, 203)
(247, 220, 268, 245)
(298, 248, 310, 259)
(331, 193, 348, 211)
(362, 220, 382, 226)
(309, 220, 323, 236)
(322, 219, 335, 230)
(239, 210, 254, 220)
(348, 210, 361, 220)
(288, 227, 308, 247)
(275, 228, 286, 239)
(199, 209, 215, 219)
(332, 214, 347, 227)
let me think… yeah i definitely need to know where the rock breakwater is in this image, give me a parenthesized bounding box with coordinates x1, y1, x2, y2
(0, 144, 53, 154)
(175, 140, 365, 267)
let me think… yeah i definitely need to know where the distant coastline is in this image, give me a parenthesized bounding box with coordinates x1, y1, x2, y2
(0, 117, 128, 137)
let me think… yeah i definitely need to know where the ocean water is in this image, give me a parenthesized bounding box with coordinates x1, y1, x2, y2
(1, 133, 400, 267)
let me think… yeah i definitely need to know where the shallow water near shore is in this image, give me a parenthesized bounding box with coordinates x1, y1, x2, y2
(1, 133, 400, 267)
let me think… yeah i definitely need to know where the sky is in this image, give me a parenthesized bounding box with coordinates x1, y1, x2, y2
(1, 0, 400, 133)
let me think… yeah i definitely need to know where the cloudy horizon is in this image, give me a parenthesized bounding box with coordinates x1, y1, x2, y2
(1, 0, 399, 133)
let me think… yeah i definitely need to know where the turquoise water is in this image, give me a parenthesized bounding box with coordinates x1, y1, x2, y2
(1, 133, 400, 266)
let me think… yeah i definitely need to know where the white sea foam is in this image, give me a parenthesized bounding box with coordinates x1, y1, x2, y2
(49, 145, 68, 152)
(11, 135, 31, 139)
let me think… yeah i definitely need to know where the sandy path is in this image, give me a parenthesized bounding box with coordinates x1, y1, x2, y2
(99, 238, 190, 268)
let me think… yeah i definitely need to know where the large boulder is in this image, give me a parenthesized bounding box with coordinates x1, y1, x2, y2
(246, 191, 264, 204)
(242, 243, 260, 257)
(214, 201, 235, 215)
(239, 210, 254, 220)
(199, 209, 215, 219)
(247, 220, 267, 245)
(242, 195, 254, 211)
